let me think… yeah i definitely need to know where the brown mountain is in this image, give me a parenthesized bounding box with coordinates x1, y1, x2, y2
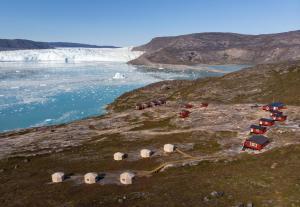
(129, 30, 300, 66)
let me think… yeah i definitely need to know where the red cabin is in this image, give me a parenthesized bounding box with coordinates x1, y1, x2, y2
(179, 110, 190, 118)
(262, 102, 286, 111)
(269, 110, 283, 117)
(250, 125, 267, 134)
(243, 135, 269, 150)
(200, 103, 209, 108)
(183, 103, 193, 109)
(259, 118, 275, 126)
(272, 114, 287, 122)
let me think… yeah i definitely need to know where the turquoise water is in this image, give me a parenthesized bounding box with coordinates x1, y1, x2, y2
(0, 62, 244, 132)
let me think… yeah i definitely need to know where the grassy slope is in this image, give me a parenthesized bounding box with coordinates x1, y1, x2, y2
(109, 61, 300, 112)
(1, 138, 300, 207)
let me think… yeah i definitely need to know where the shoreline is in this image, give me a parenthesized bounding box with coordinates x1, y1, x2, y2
(131, 62, 252, 73)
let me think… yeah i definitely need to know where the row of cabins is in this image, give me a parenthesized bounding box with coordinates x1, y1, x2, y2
(243, 102, 287, 151)
(135, 97, 167, 110)
(179, 102, 209, 118)
(51, 144, 177, 185)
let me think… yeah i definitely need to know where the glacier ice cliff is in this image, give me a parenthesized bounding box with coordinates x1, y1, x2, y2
(0, 47, 143, 63)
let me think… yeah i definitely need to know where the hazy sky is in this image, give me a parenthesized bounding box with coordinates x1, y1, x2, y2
(0, 0, 299, 46)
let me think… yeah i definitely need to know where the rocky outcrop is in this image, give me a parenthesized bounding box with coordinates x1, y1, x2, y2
(130, 30, 300, 66)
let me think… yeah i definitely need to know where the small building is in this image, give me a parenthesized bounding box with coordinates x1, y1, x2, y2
(141, 103, 148, 109)
(84, 172, 98, 184)
(120, 172, 135, 185)
(250, 125, 267, 134)
(262, 102, 286, 111)
(269, 110, 283, 117)
(51, 172, 65, 183)
(164, 144, 175, 153)
(179, 110, 190, 118)
(243, 135, 269, 150)
(200, 103, 209, 108)
(150, 100, 160, 107)
(135, 103, 143, 110)
(114, 152, 126, 161)
(140, 149, 152, 158)
(183, 103, 193, 109)
(259, 118, 275, 126)
(272, 114, 287, 122)
(158, 97, 166, 105)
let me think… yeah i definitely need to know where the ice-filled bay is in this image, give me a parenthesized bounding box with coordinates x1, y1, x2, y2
(0, 61, 246, 132)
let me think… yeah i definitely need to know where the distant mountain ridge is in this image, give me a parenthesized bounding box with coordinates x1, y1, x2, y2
(0, 39, 118, 51)
(130, 30, 300, 66)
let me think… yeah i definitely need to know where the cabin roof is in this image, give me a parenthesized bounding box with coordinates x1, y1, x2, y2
(260, 118, 274, 122)
(269, 102, 285, 107)
(247, 135, 269, 145)
(250, 125, 266, 130)
(269, 110, 283, 114)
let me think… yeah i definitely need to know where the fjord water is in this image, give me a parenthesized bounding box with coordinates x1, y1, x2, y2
(0, 62, 245, 132)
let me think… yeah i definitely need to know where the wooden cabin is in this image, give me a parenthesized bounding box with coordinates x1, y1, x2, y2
(200, 103, 209, 108)
(183, 103, 193, 109)
(250, 125, 267, 134)
(158, 97, 167, 104)
(135, 103, 143, 110)
(243, 135, 269, 150)
(269, 110, 283, 117)
(262, 102, 286, 111)
(142, 102, 150, 109)
(272, 114, 287, 122)
(179, 110, 190, 118)
(259, 118, 275, 126)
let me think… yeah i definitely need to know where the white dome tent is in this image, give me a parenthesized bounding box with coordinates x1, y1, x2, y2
(84, 172, 99, 184)
(164, 144, 175, 153)
(114, 152, 126, 161)
(51, 172, 65, 183)
(140, 149, 152, 158)
(120, 172, 135, 185)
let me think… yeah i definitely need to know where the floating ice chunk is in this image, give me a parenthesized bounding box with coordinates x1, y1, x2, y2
(112, 72, 126, 80)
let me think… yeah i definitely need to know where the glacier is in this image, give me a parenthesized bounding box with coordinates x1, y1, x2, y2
(0, 47, 143, 62)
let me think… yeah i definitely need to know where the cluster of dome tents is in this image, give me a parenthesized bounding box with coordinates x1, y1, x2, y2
(51, 144, 176, 185)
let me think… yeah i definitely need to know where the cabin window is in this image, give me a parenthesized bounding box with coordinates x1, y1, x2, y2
(250, 142, 257, 147)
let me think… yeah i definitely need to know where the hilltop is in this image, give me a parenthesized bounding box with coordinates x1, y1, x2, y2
(129, 30, 300, 67)
(0, 39, 118, 51)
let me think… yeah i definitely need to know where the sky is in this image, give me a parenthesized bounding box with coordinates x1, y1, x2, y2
(0, 0, 299, 46)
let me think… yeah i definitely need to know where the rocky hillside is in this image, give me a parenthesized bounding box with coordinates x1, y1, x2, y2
(110, 60, 300, 112)
(0, 39, 53, 51)
(0, 39, 117, 51)
(130, 30, 300, 66)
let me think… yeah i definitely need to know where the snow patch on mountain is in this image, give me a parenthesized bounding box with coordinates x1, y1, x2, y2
(0, 47, 143, 62)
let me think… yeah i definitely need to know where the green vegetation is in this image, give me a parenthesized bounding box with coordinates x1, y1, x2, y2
(2, 142, 300, 206)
